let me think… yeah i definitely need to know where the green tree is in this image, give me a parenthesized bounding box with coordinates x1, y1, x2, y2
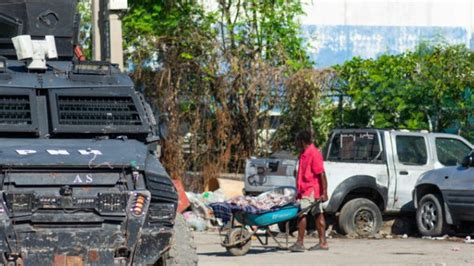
(274, 68, 337, 149)
(335, 43, 474, 141)
(77, 0, 92, 59)
(218, 0, 310, 68)
(214, 0, 311, 162)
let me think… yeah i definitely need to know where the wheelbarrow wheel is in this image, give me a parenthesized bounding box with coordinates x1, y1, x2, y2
(225, 228, 251, 256)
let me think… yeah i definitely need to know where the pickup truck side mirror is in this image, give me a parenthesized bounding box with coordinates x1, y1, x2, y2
(461, 155, 474, 168)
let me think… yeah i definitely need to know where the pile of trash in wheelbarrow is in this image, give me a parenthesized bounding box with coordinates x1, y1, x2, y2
(210, 187, 305, 256)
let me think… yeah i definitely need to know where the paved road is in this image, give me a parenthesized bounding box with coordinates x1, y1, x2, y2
(195, 231, 474, 265)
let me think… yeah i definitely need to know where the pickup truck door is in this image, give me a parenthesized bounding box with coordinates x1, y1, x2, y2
(391, 133, 432, 211)
(443, 167, 474, 221)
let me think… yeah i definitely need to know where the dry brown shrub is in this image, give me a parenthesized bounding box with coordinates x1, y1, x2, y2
(272, 68, 337, 150)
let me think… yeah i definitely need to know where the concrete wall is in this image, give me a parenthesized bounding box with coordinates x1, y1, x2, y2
(303, 24, 469, 67)
(301, 0, 474, 67)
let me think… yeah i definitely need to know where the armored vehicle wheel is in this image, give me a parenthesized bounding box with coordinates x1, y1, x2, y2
(225, 228, 251, 256)
(339, 198, 382, 236)
(416, 193, 448, 237)
(161, 214, 198, 265)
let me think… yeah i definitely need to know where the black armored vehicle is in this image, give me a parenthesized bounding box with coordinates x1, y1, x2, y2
(0, 1, 196, 265)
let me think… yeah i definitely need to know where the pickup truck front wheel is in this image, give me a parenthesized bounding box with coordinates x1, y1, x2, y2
(339, 198, 382, 236)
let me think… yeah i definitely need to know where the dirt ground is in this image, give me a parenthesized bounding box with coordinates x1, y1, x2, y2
(195, 230, 474, 265)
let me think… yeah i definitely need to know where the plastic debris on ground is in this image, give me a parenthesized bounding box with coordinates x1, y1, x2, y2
(201, 190, 226, 205)
(183, 211, 207, 231)
(464, 236, 474, 244)
(183, 189, 227, 231)
(422, 235, 449, 240)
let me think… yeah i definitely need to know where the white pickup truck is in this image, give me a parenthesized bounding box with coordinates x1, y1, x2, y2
(244, 129, 473, 235)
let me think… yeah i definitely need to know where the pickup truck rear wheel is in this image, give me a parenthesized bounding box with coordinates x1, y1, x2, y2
(339, 198, 382, 236)
(416, 193, 447, 236)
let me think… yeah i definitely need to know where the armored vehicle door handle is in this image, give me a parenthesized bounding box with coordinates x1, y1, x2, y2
(399, 171, 409, 175)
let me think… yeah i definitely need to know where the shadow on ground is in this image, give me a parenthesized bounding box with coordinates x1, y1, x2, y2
(198, 246, 285, 257)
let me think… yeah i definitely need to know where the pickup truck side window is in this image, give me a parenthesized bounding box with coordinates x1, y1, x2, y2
(435, 138, 471, 166)
(327, 132, 382, 163)
(396, 136, 427, 165)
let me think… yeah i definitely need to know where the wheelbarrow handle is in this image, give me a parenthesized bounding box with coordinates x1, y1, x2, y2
(296, 199, 322, 217)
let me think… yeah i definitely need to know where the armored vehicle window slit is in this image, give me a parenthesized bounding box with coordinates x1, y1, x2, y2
(0, 90, 39, 135)
(57, 95, 142, 126)
(0, 95, 32, 125)
(48, 90, 152, 137)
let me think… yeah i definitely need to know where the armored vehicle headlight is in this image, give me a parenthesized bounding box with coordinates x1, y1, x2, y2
(131, 193, 148, 216)
(0, 200, 6, 215)
(0, 201, 8, 220)
(0, 57, 6, 72)
(98, 193, 127, 214)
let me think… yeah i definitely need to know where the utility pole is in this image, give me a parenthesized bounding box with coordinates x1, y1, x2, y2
(91, 0, 127, 70)
(108, 12, 125, 70)
(471, 0, 474, 50)
(91, 0, 101, 61)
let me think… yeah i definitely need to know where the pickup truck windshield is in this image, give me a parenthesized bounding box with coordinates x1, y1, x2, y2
(435, 137, 472, 166)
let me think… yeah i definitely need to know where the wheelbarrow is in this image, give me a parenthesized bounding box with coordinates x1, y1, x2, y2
(221, 204, 300, 256)
(217, 187, 318, 256)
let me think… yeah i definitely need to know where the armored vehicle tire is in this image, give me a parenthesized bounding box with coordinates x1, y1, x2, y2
(416, 193, 448, 237)
(338, 198, 382, 236)
(162, 214, 198, 265)
(225, 228, 252, 256)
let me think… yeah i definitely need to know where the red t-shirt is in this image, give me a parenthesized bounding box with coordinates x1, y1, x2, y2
(296, 144, 325, 199)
